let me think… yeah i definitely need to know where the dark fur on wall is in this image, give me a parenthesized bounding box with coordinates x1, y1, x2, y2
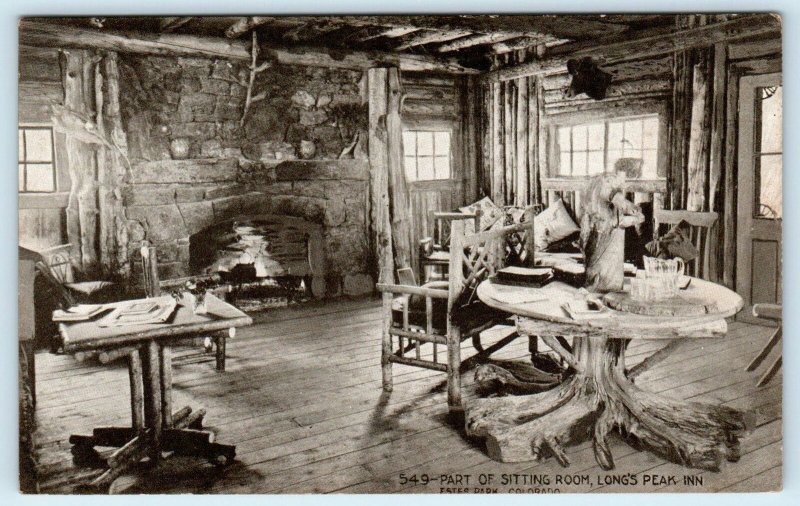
(566, 57, 612, 100)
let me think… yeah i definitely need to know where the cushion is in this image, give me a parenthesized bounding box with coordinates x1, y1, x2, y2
(459, 197, 504, 234)
(391, 282, 508, 334)
(533, 199, 580, 252)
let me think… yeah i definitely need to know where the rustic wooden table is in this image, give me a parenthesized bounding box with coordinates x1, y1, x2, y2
(468, 277, 750, 471)
(57, 293, 252, 493)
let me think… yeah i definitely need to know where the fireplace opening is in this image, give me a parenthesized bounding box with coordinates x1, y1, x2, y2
(186, 215, 326, 310)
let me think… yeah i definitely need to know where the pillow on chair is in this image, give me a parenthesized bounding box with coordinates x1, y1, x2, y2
(533, 199, 580, 251)
(459, 197, 504, 234)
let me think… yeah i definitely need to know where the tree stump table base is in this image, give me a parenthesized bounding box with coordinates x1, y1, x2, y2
(465, 336, 753, 471)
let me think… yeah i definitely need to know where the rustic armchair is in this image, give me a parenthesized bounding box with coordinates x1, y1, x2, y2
(379, 208, 555, 412)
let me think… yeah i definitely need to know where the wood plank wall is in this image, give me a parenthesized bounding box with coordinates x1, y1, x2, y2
(18, 46, 69, 251)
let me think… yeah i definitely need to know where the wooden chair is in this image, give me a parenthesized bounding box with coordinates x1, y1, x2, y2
(379, 208, 556, 412)
(139, 242, 228, 371)
(653, 209, 719, 279)
(419, 210, 481, 283)
(746, 303, 782, 387)
(37, 244, 116, 302)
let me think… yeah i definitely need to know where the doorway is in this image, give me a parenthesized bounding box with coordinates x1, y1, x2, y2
(736, 72, 782, 306)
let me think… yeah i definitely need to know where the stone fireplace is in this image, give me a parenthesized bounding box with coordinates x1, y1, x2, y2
(118, 54, 374, 297)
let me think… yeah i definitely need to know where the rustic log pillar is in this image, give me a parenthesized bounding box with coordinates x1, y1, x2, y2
(61, 49, 99, 270)
(367, 68, 394, 284)
(386, 68, 413, 272)
(685, 49, 713, 212)
(97, 51, 131, 275)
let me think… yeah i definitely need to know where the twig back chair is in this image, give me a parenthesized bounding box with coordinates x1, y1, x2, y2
(38, 244, 115, 301)
(653, 209, 719, 280)
(379, 208, 545, 412)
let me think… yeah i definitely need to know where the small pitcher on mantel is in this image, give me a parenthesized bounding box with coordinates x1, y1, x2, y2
(579, 172, 645, 293)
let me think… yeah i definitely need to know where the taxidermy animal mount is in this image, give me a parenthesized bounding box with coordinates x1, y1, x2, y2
(566, 57, 612, 100)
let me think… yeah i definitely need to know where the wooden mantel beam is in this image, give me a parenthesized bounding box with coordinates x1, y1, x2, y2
(19, 20, 480, 74)
(224, 15, 628, 40)
(484, 14, 781, 82)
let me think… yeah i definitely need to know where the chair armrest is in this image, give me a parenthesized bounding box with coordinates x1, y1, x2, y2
(376, 283, 449, 299)
(753, 303, 782, 321)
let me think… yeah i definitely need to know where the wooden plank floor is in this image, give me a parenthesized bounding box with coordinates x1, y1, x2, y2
(32, 297, 782, 494)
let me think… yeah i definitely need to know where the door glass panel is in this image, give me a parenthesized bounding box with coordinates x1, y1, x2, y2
(755, 85, 783, 219)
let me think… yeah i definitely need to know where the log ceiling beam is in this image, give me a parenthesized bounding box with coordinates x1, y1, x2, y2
(363, 26, 421, 40)
(159, 17, 194, 33)
(436, 33, 522, 53)
(394, 30, 473, 51)
(484, 14, 781, 82)
(20, 20, 482, 74)
(224, 15, 629, 40)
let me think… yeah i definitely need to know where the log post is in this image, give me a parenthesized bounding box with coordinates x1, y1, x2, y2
(515, 77, 529, 206)
(490, 81, 505, 203)
(386, 67, 413, 272)
(685, 49, 712, 212)
(367, 68, 394, 284)
(61, 49, 99, 271)
(98, 51, 130, 275)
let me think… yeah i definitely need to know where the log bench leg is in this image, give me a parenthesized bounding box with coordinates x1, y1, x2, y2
(466, 335, 753, 471)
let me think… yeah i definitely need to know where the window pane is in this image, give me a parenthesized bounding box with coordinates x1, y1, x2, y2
(607, 122, 624, 152)
(559, 151, 571, 175)
(642, 150, 658, 179)
(759, 86, 782, 154)
(404, 156, 417, 181)
(558, 127, 571, 152)
(434, 131, 450, 156)
(572, 151, 587, 176)
(642, 117, 659, 149)
(18, 163, 25, 190)
(24, 129, 53, 161)
(417, 157, 434, 180)
(434, 156, 450, 179)
(623, 120, 642, 151)
(607, 149, 622, 173)
(26, 163, 55, 192)
(402, 131, 417, 156)
(18, 130, 24, 161)
(417, 132, 434, 156)
(572, 126, 587, 151)
(587, 123, 604, 150)
(588, 151, 604, 174)
(757, 154, 782, 219)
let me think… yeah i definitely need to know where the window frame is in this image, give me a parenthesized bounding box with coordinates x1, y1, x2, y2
(401, 116, 458, 185)
(545, 102, 669, 183)
(18, 124, 58, 194)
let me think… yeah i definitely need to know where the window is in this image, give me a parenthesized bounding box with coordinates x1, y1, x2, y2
(19, 126, 56, 192)
(555, 115, 660, 179)
(754, 85, 782, 219)
(403, 130, 451, 181)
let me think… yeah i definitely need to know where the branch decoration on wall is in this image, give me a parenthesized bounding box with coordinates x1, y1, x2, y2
(240, 30, 274, 126)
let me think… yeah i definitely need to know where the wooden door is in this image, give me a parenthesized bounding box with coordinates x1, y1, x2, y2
(736, 73, 782, 306)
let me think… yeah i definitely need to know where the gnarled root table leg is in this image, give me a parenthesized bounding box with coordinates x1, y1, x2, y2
(465, 335, 753, 471)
